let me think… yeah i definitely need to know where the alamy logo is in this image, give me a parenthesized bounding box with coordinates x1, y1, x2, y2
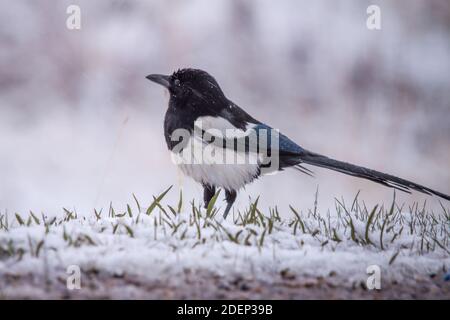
(66, 5, 81, 30)
(366, 5, 381, 30)
(66, 265, 81, 290)
(366, 265, 381, 290)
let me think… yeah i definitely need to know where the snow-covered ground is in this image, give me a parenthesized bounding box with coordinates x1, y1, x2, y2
(0, 188, 448, 299)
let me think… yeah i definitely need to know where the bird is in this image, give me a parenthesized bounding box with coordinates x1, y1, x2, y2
(146, 68, 450, 219)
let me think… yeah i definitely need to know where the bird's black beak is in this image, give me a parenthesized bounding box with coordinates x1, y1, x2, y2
(146, 74, 171, 88)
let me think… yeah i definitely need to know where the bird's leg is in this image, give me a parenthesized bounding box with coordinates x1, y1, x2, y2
(223, 189, 237, 219)
(203, 184, 216, 209)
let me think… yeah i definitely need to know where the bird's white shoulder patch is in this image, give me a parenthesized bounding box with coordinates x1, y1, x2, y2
(170, 132, 261, 191)
(169, 116, 262, 190)
(194, 116, 257, 139)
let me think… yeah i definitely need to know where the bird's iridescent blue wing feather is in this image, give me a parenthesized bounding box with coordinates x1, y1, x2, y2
(252, 123, 304, 155)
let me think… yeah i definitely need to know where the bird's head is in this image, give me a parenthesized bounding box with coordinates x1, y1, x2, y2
(146, 68, 226, 107)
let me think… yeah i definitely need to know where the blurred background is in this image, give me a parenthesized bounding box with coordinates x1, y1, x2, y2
(0, 0, 449, 216)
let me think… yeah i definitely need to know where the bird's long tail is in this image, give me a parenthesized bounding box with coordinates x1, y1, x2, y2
(296, 151, 450, 201)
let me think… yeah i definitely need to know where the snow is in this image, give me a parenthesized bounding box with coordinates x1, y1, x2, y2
(1, 199, 448, 297)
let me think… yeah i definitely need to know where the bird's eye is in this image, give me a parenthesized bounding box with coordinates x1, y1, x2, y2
(174, 79, 180, 86)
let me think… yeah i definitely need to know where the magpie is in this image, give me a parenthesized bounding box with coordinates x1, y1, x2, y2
(146, 68, 450, 219)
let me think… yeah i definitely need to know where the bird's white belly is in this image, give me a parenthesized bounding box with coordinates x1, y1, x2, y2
(170, 135, 260, 191)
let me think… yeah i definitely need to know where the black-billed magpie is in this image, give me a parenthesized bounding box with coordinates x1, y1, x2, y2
(146, 68, 450, 219)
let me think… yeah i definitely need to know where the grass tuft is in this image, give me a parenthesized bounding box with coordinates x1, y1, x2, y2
(0, 186, 448, 263)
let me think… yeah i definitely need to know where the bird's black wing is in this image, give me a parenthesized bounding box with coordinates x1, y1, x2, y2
(217, 100, 261, 130)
